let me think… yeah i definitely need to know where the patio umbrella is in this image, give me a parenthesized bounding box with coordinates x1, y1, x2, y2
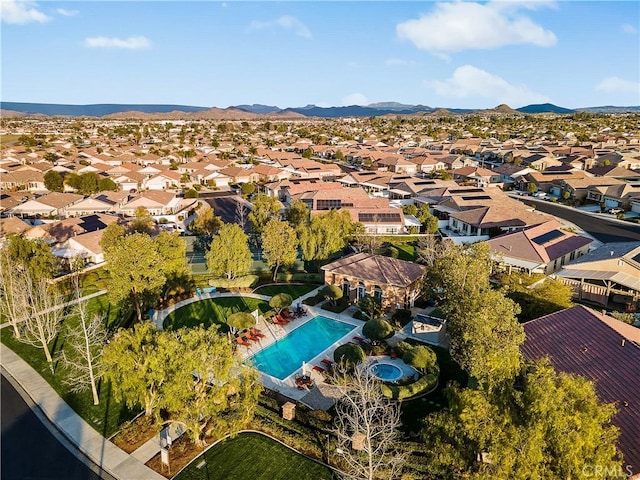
(302, 361, 306, 375)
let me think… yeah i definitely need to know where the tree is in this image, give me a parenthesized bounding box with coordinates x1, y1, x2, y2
(358, 295, 384, 322)
(248, 194, 281, 234)
(3, 234, 56, 279)
(269, 293, 293, 314)
(423, 361, 621, 479)
(184, 188, 199, 198)
(333, 343, 366, 368)
(416, 235, 446, 267)
(362, 317, 393, 343)
(416, 204, 438, 233)
(102, 322, 165, 417)
(154, 231, 190, 301)
(60, 280, 108, 405)
(44, 170, 64, 192)
(302, 147, 313, 159)
(352, 223, 381, 254)
(284, 198, 309, 229)
(190, 207, 223, 237)
(0, 247, 28, 338)
(299, 210, 355, 261)
(205, 223, 253, 280)
(159, 326, 261, 447)
(100, 223, 126, 256)
(130, 207, 154, 235)
(240, 182, 255, 197)
(320, 284, 343, 306)
(226, 312, 255, 334)
(402, 204, 418, 216)
(332, 363, 405, 480)
(261, 219, 298, 281)
(504, 277, 573, 321)
(17, 275, 64, 365)
(104, 232, 165, 322)
(527, 182, 537, 194)
(97, 177, 118, 191)
(402, 345, 437, 374)
(235, 200, 248, 230)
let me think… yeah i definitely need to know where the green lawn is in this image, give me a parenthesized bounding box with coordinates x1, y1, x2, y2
(395, 244, 417, 262)
(163, 297, 270, 331)
(174, 432, 334, 480)
(0, 294, 136, 437)
(253, 284, 319, 299)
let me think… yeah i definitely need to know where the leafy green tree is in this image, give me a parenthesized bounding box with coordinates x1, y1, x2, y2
(358, 295, 384, 323)
(240, 182, 255, 197)
(159, 326, 261, 447)
(416, 204, 438, 233)
(190, 208, 223, 237)
(302, 147, 313, 159)
(205, 223, 253, 280)
(269, 293, 293, 314)
(362, 317, 393, 343)
(284, 199, 309, 229)
(505, 277, 573, 321)
(402, 345, 437, 374)
(402, 204, 418, 216)
(335, 150, 344, 161)
(103, 232, 165, 322)
(3, 234, 57, 280)
(423, 361, 621, 479)
(100, 223, 126, 256)
(299, 210, 355, 261)
(65, 172, 100, 194)
(527, 182, 537, 194)
(320, 284, 343, 306)
(44, 170, 64, 192)
(248, 194, 281, 234)
(184, 188, 199, 198)
(97, 177, 118, 191)
(102, 322, 166, 417)
(226, 312, 255, 334)
(261, 219, 298, 281)
(130, 207, 154, 235)
(333, 343, 365, 367)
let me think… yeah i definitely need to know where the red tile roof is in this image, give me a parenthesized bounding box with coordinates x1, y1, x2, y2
(522, 305, 640, 473)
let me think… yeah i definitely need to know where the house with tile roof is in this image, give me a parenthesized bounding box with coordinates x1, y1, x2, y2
(555, 242, 640, 309)
(7, 192, 83, 218)
(522, 305, 640, 478)
(487, 219, 593, 274)
(321, 253, 426, 311)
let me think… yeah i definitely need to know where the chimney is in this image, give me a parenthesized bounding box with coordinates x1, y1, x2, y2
(621, 339, 626, 347)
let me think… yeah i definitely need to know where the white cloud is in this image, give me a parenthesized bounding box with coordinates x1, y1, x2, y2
(57, 8, 79, 17)
(84, 36, 152, 50)
(249, 15, 312, 39)
(342, 93, 369, 106)
(397, 1, 556, 53)
(621, 23, 637, 35)
(426, 65, 549, 106)
(385, 58, 416, 66)
(1, 0, 50, 24)
(595, 77, 640, 95)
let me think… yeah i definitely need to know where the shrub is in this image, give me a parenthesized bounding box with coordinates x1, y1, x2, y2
(333, 343, 365, 367)
(184, 188, 199, 198)
(394, 341, 414, 357)
(362, 318, 394, 342)
(387, 246, 399, 258)
(320, 284, 343, 305)
(392, 309, 413, 327)
(208, 275, 259, 289)
(403, 345, 438, 373)
(302, 294, 323, 306)
(321, 297, 349, 313)
(380, 373, 438, 400)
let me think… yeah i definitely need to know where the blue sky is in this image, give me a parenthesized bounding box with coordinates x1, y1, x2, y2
(2, 1, 639, 109)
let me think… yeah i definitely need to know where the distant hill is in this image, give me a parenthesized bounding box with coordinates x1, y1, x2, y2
(517, 103, 574, 114)
(103, 107, 306, 121)
(234, 104, 281, 114)
(1, 102, 211, 117)
(284, 104, 431, 118)
(575, 105, 640, 114)
(367, 102, 432, 112)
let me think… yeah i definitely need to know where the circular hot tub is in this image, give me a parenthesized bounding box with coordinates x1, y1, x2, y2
(369, 363, 403, 382)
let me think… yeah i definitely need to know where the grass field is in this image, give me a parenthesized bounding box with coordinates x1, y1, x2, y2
(174, 432, 334, 480)
(0, 294, 135, 437)
(394, 244, 417, 261)
(163, 296, 270, 331)
(252, 284, 319, 299)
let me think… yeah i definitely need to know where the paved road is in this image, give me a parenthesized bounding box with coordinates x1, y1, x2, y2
(514, 197, 640, 244)
(203, 194, 251, 231)
(1, 373, 112, 480)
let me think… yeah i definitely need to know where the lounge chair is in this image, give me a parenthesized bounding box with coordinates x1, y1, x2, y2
(276, 314, 289, 325)
(353, 335, 364, 342)
(312, 365, 325, 373)
(321, 358, 334, 367)
(250, 328, 266, 338)
(236, 336, 251, 347)
(282, 310, 295, 320)
(244, 331, 259, 342)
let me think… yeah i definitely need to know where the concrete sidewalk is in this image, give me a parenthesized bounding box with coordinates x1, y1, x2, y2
(1, 347, 165, 480)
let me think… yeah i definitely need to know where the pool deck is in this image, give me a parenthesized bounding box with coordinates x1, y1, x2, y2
(150, 287, 363, 409)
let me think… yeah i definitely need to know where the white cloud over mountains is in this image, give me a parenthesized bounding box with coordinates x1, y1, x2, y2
(342, 93, 369, 106)
(397, 1, 557, 53)
(1, 0, 49, 24)
(84, 36, 152, 50)
(426, 65, 549, 107)
(249, 15, 312, 39)
(595, 77, 640, 95)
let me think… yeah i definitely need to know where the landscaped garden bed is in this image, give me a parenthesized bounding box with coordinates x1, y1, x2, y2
(162, 296, 270, 330)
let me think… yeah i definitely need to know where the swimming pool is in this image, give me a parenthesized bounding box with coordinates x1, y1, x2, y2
(249, 315, 356, 380)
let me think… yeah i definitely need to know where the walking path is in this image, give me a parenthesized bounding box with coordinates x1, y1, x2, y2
(0, 347, 166, 480)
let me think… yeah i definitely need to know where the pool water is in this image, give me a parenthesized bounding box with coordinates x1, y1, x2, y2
(370, 363, 403, 382)
(249, 316, 356, 380)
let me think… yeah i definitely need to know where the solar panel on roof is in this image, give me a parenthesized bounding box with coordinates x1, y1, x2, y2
(532, 229, 565, 245)
(451, 188, 484, 193)
(461, 195, 491, 200)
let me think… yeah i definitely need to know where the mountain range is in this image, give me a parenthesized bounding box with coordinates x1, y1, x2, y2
(2, 101, 639, 119)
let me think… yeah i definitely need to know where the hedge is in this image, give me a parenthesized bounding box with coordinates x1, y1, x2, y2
(380, 373, 438, 400)
(209, 275, 259, 289)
